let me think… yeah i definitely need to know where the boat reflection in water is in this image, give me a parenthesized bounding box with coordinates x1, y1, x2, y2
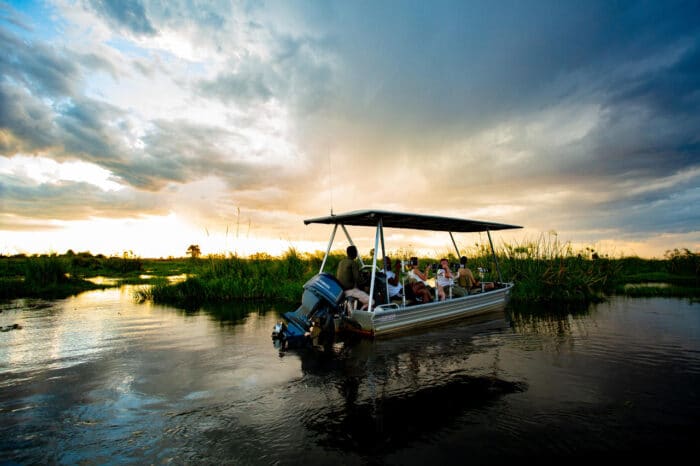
(288, 310, 526, 455)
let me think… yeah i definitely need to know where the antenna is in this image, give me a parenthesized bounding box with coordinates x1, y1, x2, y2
(328, 150, 334, 215)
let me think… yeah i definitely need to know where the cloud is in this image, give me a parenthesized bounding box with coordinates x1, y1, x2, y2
(1, 0, 699, 256)
(0, 82, 57, 152)
(198, 66, 273, 105)
(86, 0, 156, 36)
(0, 174, 164, 222)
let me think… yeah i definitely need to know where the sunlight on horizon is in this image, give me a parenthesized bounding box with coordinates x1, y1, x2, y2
(1, 210, 692, 259)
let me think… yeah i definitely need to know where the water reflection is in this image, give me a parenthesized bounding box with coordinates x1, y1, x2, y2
(286, 312, 527, 455)
(305, 372, 524, 455)
(1, 290, 699, 464)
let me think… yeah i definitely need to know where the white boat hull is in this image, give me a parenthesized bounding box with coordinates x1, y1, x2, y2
(343, 283, 513, 336)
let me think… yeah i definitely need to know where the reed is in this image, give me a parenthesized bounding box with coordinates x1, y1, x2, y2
(496, 235, 620, 304)
(23, 254, 70, 286)
(3, 245, 697, 304)
(146, 248, 321, 307)
(616, 283, 700, 300)
(0, 254, 105, 299)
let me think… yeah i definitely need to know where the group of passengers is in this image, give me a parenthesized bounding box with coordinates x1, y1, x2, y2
(407, 255, 493, 302)
(336, 245, 493, 308)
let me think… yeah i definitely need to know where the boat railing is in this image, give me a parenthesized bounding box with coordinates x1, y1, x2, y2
(374, 303, 400, 313)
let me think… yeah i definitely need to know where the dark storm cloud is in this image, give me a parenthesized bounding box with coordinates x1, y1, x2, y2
(580, 41, 700, 178)
(318, 0, 700, 158)
(296, 0, 700, 241)
(87, 0, 156, 36)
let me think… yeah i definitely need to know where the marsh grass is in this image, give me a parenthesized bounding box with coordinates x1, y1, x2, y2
(142, 248, 324, 307)
(23, 255, 70, 286)
(0, 254, 105, 299)
(497, 235, 620, 304)
(3, 243, 698, 305)
(616, 282, 700, 300)
(137, 240, 700, 308)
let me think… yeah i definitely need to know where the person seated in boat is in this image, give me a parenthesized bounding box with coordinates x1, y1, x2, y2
(407, 257, 444, 302)
(436, 258, 468, 298)
(383, 256, 403, 301)
(456, 256, 495, 292)
(336, 245, 371, 310)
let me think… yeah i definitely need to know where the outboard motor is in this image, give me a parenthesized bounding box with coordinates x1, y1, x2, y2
(272, 273, 344, 349)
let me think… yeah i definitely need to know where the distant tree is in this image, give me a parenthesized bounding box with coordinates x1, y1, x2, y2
(187, 244, 201, 259)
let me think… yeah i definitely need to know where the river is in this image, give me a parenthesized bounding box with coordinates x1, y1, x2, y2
(1, 287, 698, 464)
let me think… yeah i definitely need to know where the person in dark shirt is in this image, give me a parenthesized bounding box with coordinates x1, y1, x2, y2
(456, 256, 494, 292)
(336, 245, 371, 310)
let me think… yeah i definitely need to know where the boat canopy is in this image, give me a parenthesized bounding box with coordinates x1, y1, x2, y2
(304, 210, 522, 232)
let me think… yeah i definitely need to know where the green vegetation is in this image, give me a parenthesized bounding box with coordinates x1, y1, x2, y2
(135, 249, 324, 307)
(2, 243, 698, 307)
(0, 254, 105, 299)
(0, 252, 185, 300)
(497, 241, 698, 304)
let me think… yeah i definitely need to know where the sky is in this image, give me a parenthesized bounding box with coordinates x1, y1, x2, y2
(1, 0, 699, 259)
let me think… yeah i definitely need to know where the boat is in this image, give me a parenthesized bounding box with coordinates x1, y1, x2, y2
(272, 210, 522, 349)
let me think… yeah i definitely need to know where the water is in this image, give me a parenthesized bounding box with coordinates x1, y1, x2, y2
(1, 288, 698, 464)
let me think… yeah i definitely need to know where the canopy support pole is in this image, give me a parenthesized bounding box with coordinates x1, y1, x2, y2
(319, 224, 338, 273)
(449, 231, 461, 258)
(368, 220, 381, 312)
(486, 229, 503, 283)
(379, 218, 389, 304)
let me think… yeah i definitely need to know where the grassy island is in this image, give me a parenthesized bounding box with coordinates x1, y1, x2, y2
(1, 246, 698, 308)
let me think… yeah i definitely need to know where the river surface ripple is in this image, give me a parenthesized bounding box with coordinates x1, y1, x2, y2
(1, 288, 698, 464)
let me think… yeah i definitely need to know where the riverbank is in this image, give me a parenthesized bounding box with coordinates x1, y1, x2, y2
(2, 248, 698, 306)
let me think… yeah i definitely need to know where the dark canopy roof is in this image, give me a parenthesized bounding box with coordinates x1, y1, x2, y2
(304, 210, 522, 232)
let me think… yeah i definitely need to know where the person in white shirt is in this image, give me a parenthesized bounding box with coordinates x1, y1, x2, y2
(383, 256, 403, 300)
(436, 258, 468, 298)
(407, 257, 444, 301)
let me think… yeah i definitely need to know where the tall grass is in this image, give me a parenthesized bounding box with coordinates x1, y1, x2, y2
(23, 255, 70, 286)
(498, 235, 621, 304)
(0, 254, 104, 299)
(664, 248, 700, 276)
(144, 248, 322, 307)
(143, 239, 626, 309)
(4, 244, 696, 305)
